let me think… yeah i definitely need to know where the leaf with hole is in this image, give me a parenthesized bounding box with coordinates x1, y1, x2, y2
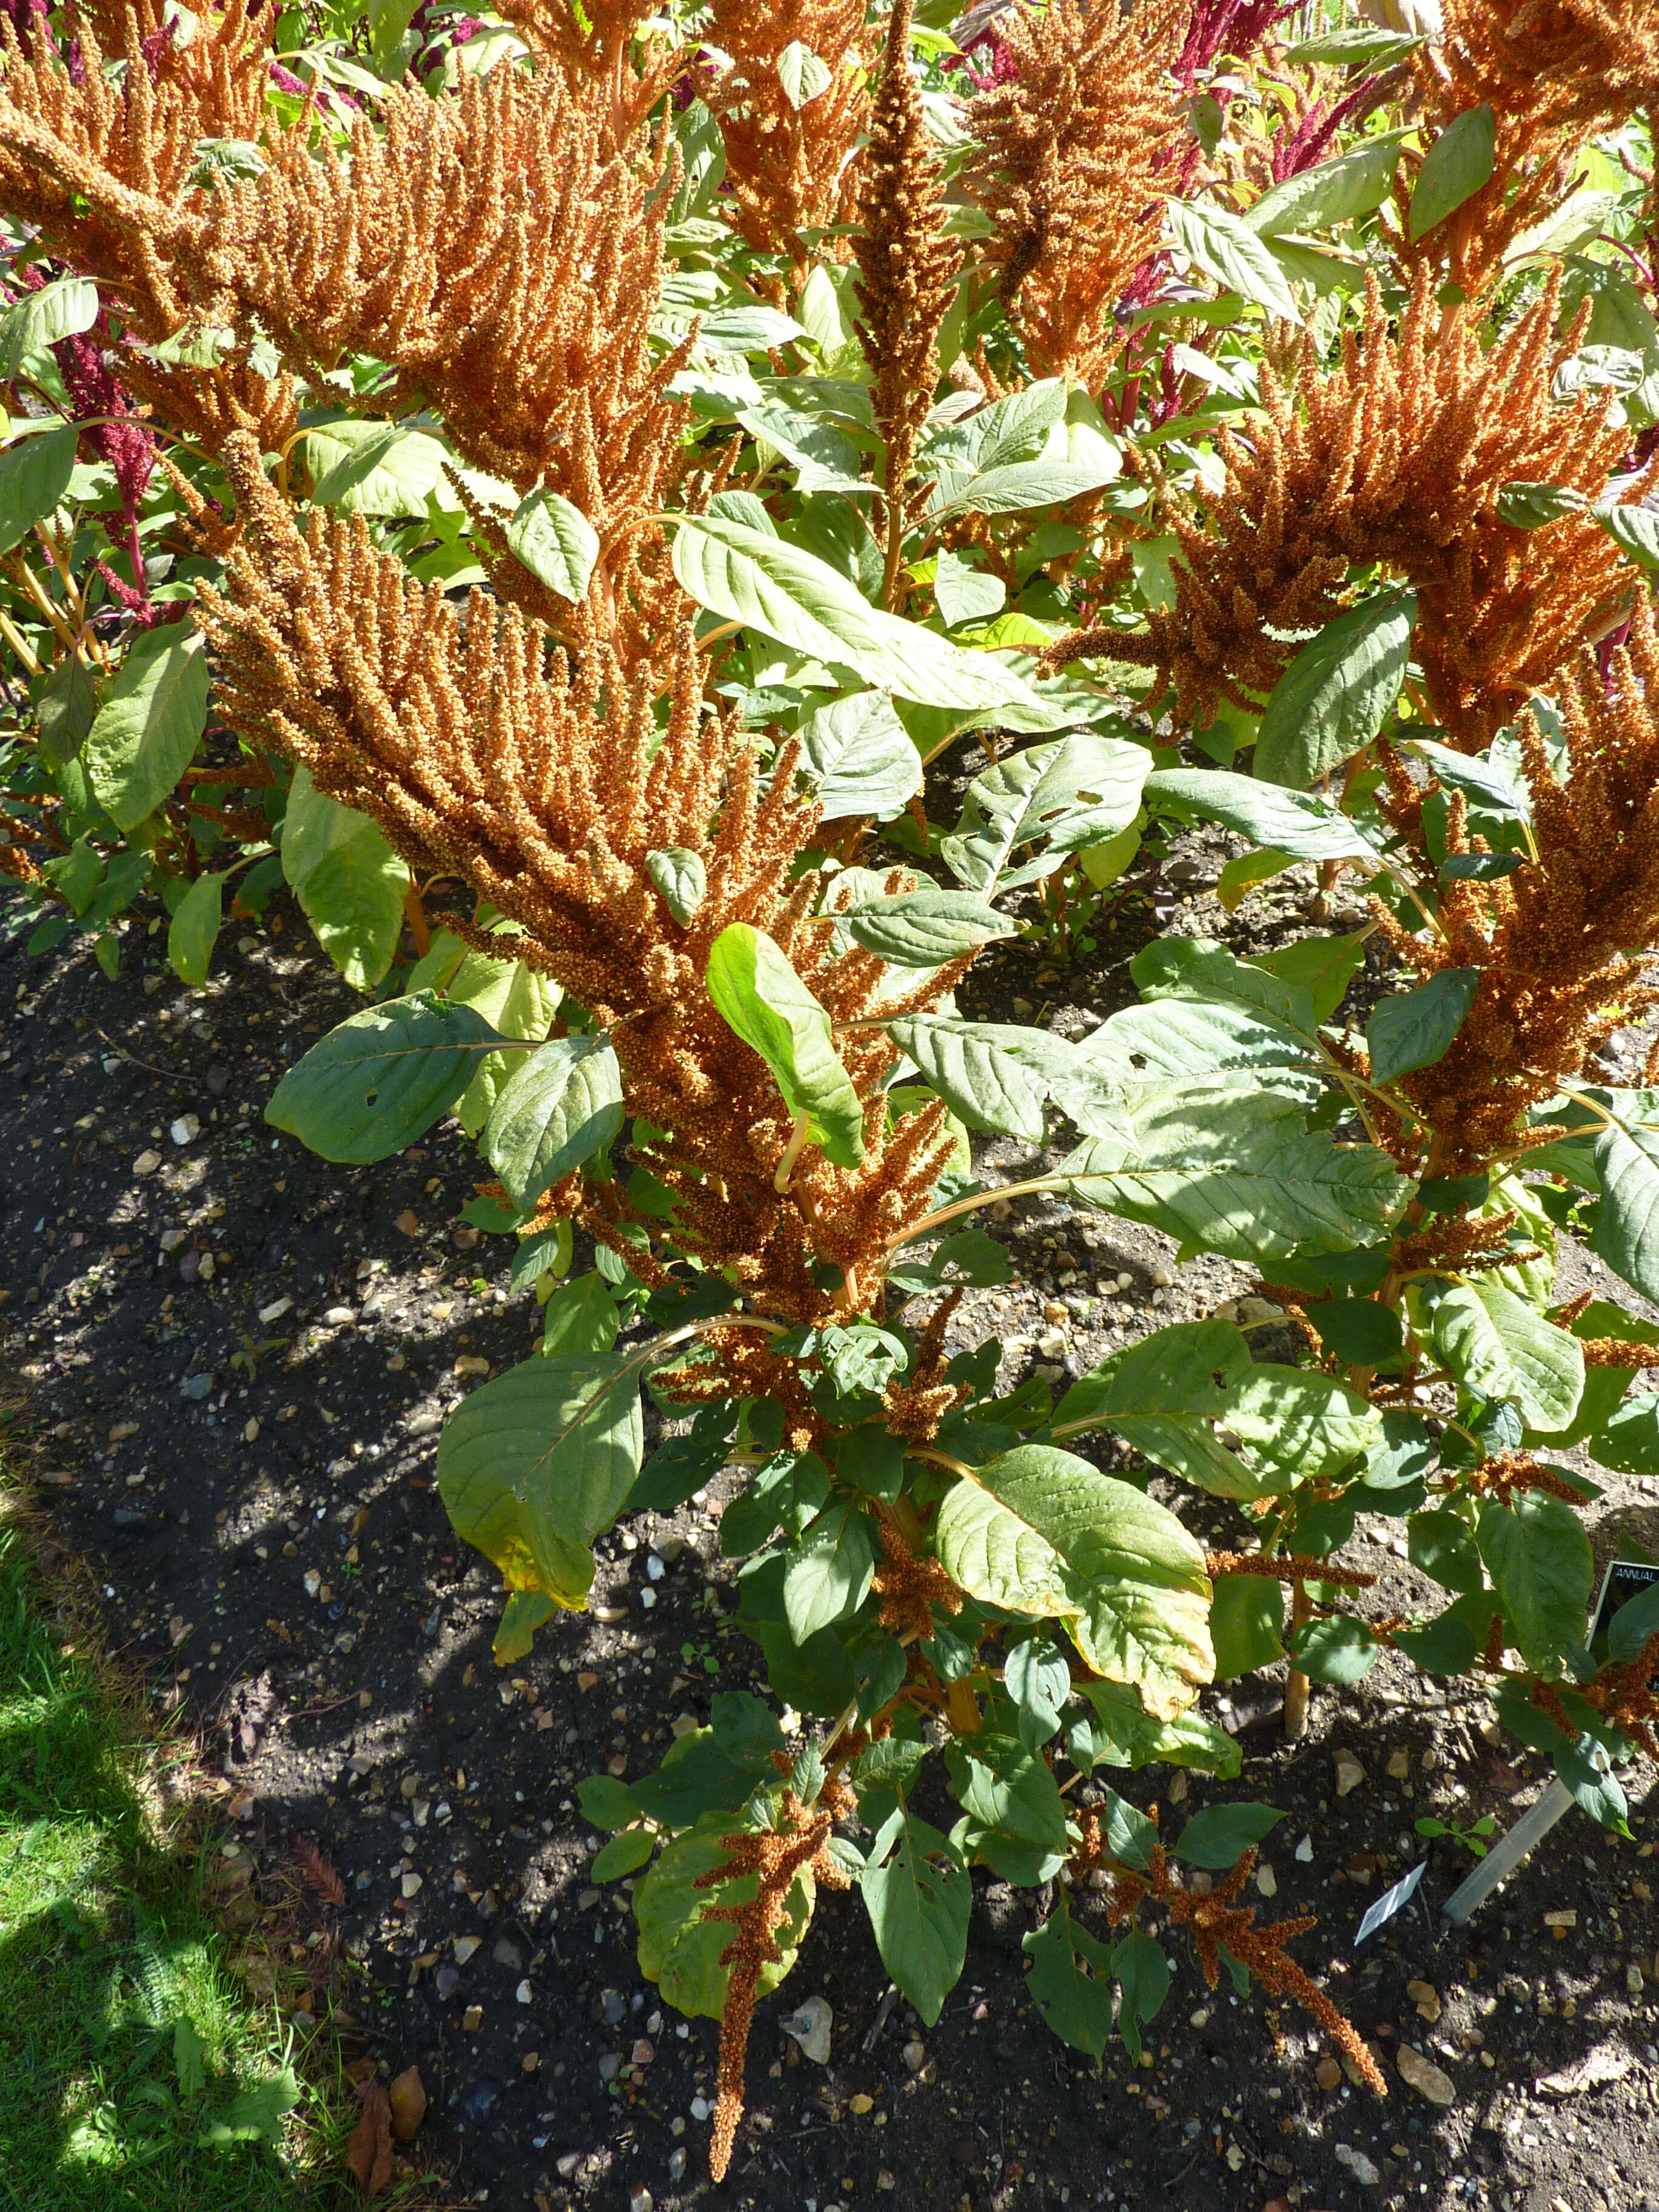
(845, 888, 1011, 966)
(266, 990, 504, 1162)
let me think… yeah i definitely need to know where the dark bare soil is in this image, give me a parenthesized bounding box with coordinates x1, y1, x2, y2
(3, 846, 1658, 2212)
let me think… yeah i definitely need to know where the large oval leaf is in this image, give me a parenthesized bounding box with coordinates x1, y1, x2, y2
(637, 1811, 815, 2019)
(84, 627, 209, 833)
(845, 889, 1011, 966)
(280, 763, 409, 990)
(1421, 1278, 1584, 1432)
(0, 423, 76, 558)
(437, 1353, 644, 1607)
(671, 513, 1037, 714)
(483, 1032, 624, 1207)
(1253, 590, 1416, 789)
(706, 923, 865, 1167)
(936, 1445, 1213, 1720)
(265, 990, 504, 1162)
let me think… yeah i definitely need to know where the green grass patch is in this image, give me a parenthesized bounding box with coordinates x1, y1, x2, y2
(0, 1509, 344, 2211)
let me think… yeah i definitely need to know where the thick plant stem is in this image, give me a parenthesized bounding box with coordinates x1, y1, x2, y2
(1284, 1579, 1313, 1740)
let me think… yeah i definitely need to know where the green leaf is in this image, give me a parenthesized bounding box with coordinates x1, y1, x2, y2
(1110, 1928, 1169, 2063)
(796, 691, 922, 822)
(437, 1353, 644, 1609)
(505, 486, 600, 602)
(1130, 933, 1313, 1028)
(1497, 481, 1588, 528)
(83, 627, 209, 833)
(1024, 1895, 1116, 2059)
(1477, 1492, 1593, 1673)
(265, 990, 500, 1161)
(1584, 1394, 1659, 1473)
(1595, 501, 1659, 574)
(1554, 1734, 1629, 1837)
(1409, 106, 1496, 241)
(1065, 1086, 1412, 1262)
(173, 2016, 206, 2103)
(1292, 1613, 1378, 1684)
(1146, 767, 1378, 862)
(1210, 1575, 1285, 1678)
(492, 1589, 557, 1663)
(36, 649, 99, 768)
(1311, 1297, 1404, 1366)
(1285, 24, 1424, 65)
(1245, 137, 1404, 238)
(934, 457, 1124, 518)
(482, 1033, 623, 1207)
(591, 1826, 655, 1879)
(1166, 198, 1301, 323)
(1608, 1577, 1659, 1664)
(1253, 590, 1416, 789)
(541, 1270, 620, 1358)
(671, 514, 1036, 713)
(199, 2067, 301, 2149)
(441, 937, 564, 1135)
(1174, 1802, 1285, 1869)
(783, 1496, 876, 1640)
(778, 38, 832, 105)
(1366, 968, 1480, 1084)
(1067, 1678, 1239, 1778)
(1591, 1108, 1659, 1301)
(0, 276, 98, 378)
(280, 762, 409, 990)
(946, 1731, 1070, 1885)
(1254, 930, 1369, 1023)
(936, 1445, 1212, 1720)
(934, 549, 1006, 628)
(0, 423, 76, 557)
(637, 1810, 814, 2018)
(166, 870, 223, 987)
(860, 1803, 970, 2026)
(706, 923, 865, 1167)
(646, 846, 707, 923)
(885, 1015, 1074, 1142)
(577, 1773, 643, 1829)
(1421, 1279, 1584, 1432)
(304, 418, 460, 515)
(845, 888, 1011, 966)
(1407, 1507, 1484, 1597)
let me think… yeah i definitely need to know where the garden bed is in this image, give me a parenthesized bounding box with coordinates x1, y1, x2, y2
(4, 863, 1657, 2212)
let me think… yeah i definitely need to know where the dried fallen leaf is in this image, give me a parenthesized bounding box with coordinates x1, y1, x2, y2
(346, 2080, 394, 2196)
(292, 1834, 346, 1907)
(1396, 2043, 1456, 2107)
(387, 2065, 427, 2142)
(394, 1209, 421, 1236)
